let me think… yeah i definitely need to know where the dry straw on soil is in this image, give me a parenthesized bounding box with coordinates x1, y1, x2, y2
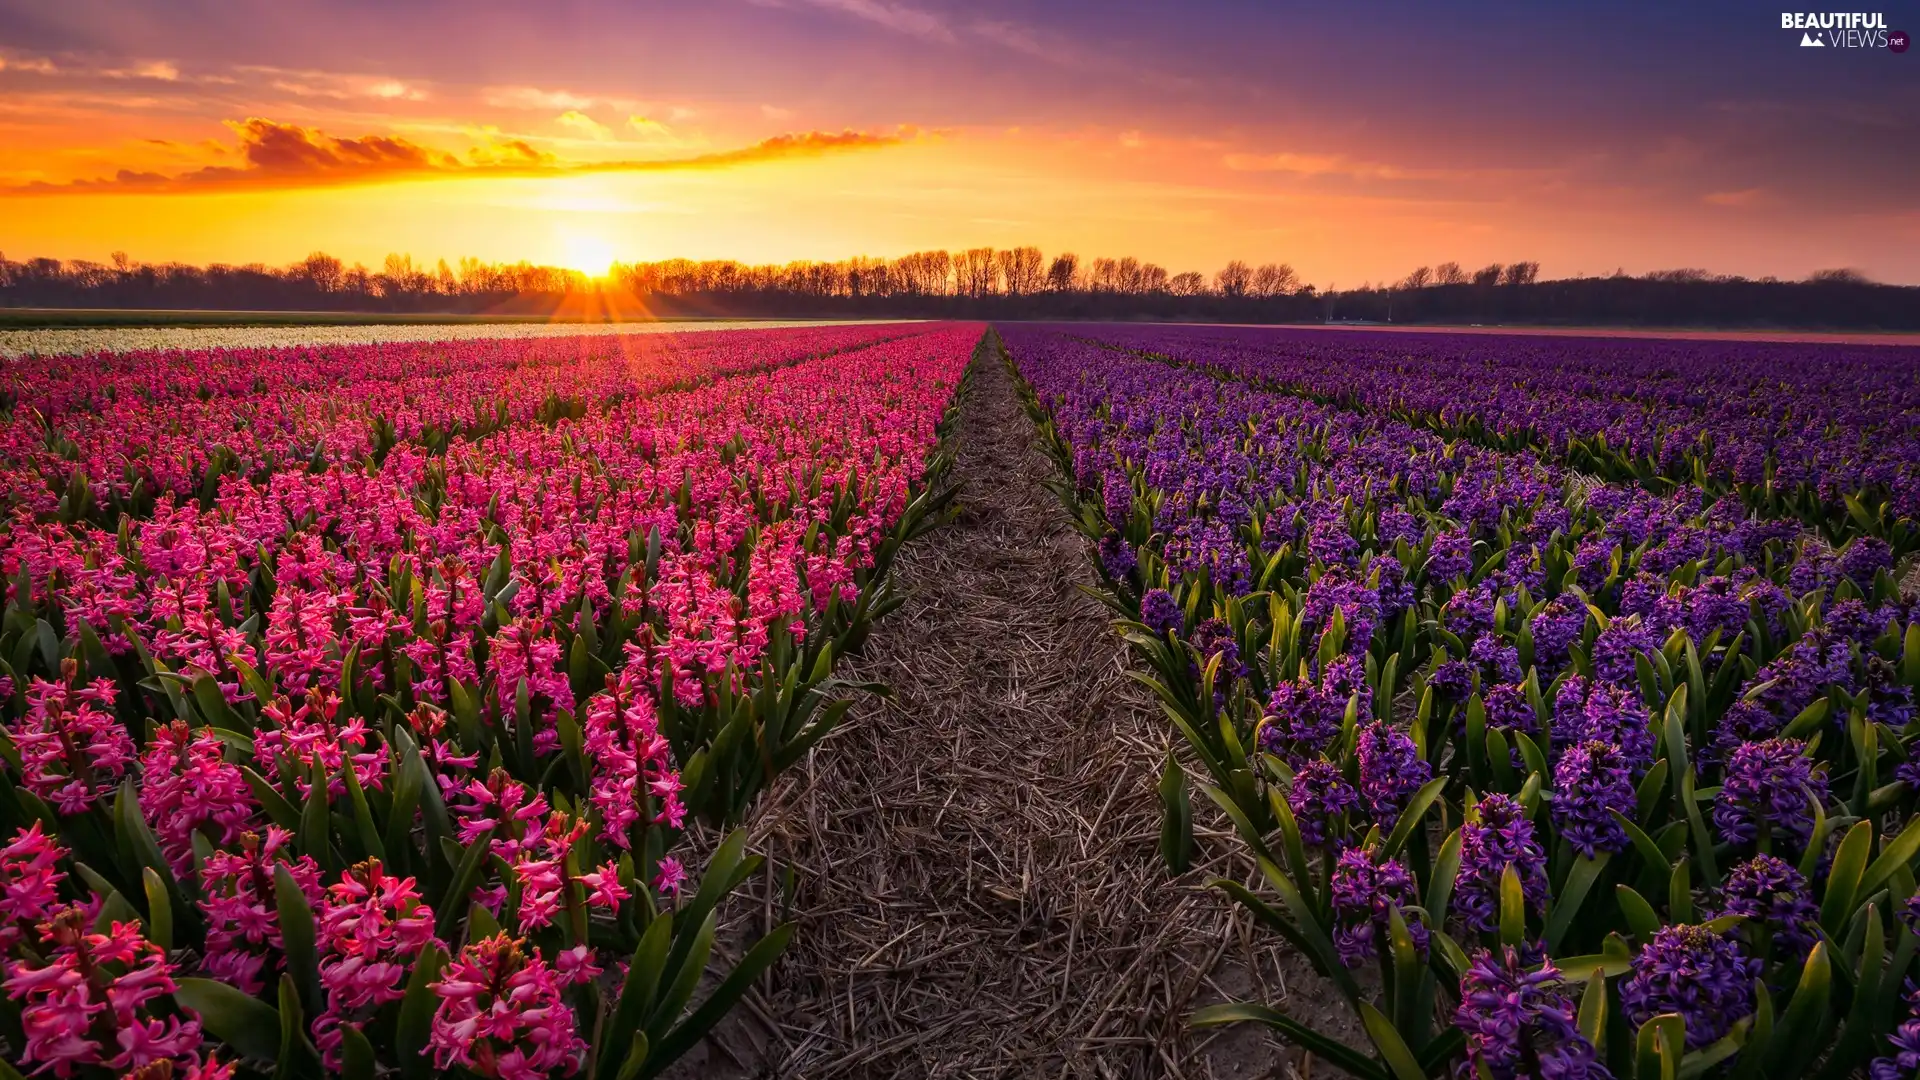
(666, 348, 1357, 1079)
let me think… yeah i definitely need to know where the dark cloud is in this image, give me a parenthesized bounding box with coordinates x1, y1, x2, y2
(17, 117, 917, 194)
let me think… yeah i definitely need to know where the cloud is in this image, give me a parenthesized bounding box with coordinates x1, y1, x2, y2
(0, 55, 61, 75)
(102, 61, 179, 81)
(233, 65, 427, 101)
(483, 85, 643, 113)
(1704, 188, 1768, 208)
(751, 0, 953, 41)
(1222, 151, 1411, 180)
(628, 116, 675, 141)
(16, 118, 919, 194)
(556, 110, 613, 140)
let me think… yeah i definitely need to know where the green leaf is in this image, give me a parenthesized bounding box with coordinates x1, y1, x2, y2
(1668, 858, 1693, 925)
(1426, 828, 1463, 926)
(1729, 979, 1774, 1080)
(274, 863, 321, 1021)
(174, 978, 281, 1061)
(1637, 1014, 1685, 1080)
(649, 923, 797, 1070)
(396, 944, 448, 1080)
(298, 759, 333, 872)
(1192, 1003, 1385, 1080)
(1770, 942, 1831, 1079)
(113, 780, 177, 904)
(1357, 999, 1426, 1080)
(1616, 885, 1661, 940)
(600, 913, 673, 1080)
(613, 1032, 651, 1080)
(142, 866, 173, 950)
(1382, 775, 1448, 859)
(467, 900, 503, 944)
(1545, 852, 1611, 951)
(1821, 820, 1873, 935)
(1782, 697, 1832, 740)
(340, 1024, 376, 1080)
(1577, 970, 1608, 1046)
(1499, 863, 1527, 946)
(242, 766, 300, 829)
(339, 755, 384, 863)
(646, 911, 717, 1047)
(436, 828, 496, 940)
(1857, 815, 1920, 904)
(1611, 810, 1673, 880)
(1158, 753, 1193, 875)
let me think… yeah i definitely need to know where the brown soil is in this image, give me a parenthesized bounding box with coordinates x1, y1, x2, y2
(665, 349, 1365, 1079)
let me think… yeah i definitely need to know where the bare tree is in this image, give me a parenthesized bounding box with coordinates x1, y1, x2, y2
(1089, 257, 1121, 292)
(997, 246, 1045, 296)
(1809, 267, 1870, 284)
(1402, 265, 1433, 289)
(1167, 271, 1206, 296)
(1501, 261, 1540, 286)
(1251, 262, 1300, 297)
(300, 252, 344, 292)
(1215, 259, 1254, 297)
(1471, 263, 1504, 287)
(1433, 261, 1467, 285)
(894, 250, 953, 295)
(953, 247, 999, 297)
(1046, 253, 1080, 292)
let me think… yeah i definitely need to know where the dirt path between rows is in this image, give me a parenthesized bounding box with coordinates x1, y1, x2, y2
(668, 346, 1352, 1078)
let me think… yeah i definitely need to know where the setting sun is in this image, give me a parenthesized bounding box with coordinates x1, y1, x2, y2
(557, 232, 617, 277)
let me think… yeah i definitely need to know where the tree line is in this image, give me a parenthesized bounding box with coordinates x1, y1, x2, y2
(1, 249, 1915, 329)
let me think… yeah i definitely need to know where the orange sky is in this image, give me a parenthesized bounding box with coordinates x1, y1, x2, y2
(3, 1, 1917, 286)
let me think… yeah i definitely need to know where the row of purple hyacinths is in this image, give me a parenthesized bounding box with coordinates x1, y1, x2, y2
(1004, 323, 1920, 1080)
(1057, 323, 1920, 552)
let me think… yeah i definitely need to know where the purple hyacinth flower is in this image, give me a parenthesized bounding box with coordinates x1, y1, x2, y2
(1869, 1015, 1920, 1080)
(1190, 617, 1247, 682)
(1356, 721, 1432, 822)
(1098, 535, 1137, 581)
(1713, 738, 1826, 849)
(1456, 794, 1548, 934)
(1140, 588, 1183, 637)
(1552, 677, 1656, 770)
(1592, 622, 1661, 686)
(1550, 741, 1635, 858)
(1453, 947, 1612, 1080)
(1102, 470, 1134, 526)
(1430, 659, 1475, 703)
(1619, 924, 1758, 1048)
(1840, 536, 1893, 588)
(1329, 847, 1427, 967)
(1527, 595, 1589, 673)
(1260, 679, 1340, 762)
(1483, 683, 1539, 737)
(1287, 758, 1358, 849)
(1718, 854, 1819, 960)
(1426, 531, 1473, 583)
(1471, 635, 1524, 685)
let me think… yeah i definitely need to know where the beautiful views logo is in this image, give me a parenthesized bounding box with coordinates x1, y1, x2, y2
(1781, 11, 1906, 47)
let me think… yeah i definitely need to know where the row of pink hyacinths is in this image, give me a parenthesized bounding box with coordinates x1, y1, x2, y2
(0, 322, 911, 515)
(0, 323, 978, 1076)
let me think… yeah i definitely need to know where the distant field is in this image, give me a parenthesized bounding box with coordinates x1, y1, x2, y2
(0, 307, 802, 328)
(1267, 319, 1920, 345)
(0, 312, 899, 357)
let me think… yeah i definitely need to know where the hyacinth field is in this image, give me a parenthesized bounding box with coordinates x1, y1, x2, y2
(1005, 323, 1920, 1080)
(1, 318, 1918, 1080)
(0, 322, 978, 1079)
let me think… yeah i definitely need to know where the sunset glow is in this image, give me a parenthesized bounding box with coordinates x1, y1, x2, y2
(2, 1, 1917, 284)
